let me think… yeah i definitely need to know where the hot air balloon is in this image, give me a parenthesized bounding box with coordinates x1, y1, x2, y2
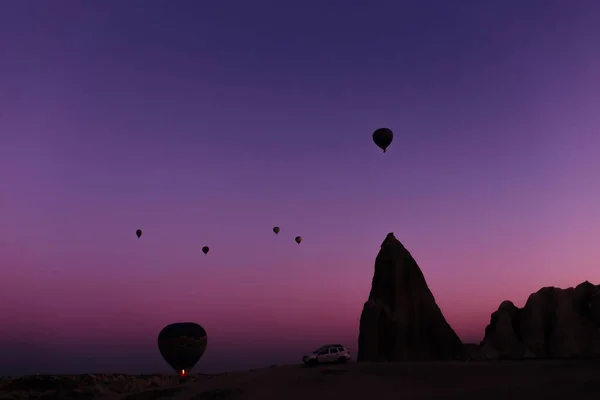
(273, 226, 280, 235)
(202, 246, 209, 255)
(157, 322, 207, 376)
(295, 236, 302, 244)
(372, 128, 393, 153)
(136, 229, 142, 239)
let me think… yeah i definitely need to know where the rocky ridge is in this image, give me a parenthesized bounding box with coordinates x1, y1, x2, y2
(473, 281, 600, 359)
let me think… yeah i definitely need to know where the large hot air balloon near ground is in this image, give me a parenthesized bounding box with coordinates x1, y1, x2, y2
(273, 226, 280, 235)
(202, 246, 209, 255)
(158, 322, 207, 376)
(295, 236, 302, 244)
(136, 229, 142, 238)
(372, 128, 393, 153)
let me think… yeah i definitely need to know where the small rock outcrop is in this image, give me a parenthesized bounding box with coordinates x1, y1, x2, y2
(478, 281, 600, 359)
(357, 233, 464, 361)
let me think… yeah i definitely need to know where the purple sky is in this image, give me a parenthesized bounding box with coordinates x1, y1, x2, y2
(1, 0, 600, 375)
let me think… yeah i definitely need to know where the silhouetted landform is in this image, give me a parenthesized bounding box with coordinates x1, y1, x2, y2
(469, 281, 600, 360)
(3, 362, 600, 399)
(357, 232, 465, 361)
(357, 233, 600, 363)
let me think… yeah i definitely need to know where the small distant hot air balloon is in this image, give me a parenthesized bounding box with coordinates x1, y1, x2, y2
(136, 229, 142, 239)
(202, 246, 209, 255)
(157, 322, 207, 376)
(372, 128, 393, 153)
(273, 226, 280, 235)
(295, 236, 302, 245)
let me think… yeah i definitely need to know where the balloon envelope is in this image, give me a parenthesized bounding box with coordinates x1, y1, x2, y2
(202, 246, 209, 255)
(157, 322, 207, 376)
(295, 236, 302, 244)
(273, 226, 280, 234)
(136, 229, 142, 238)
(372, 128, 393, 152)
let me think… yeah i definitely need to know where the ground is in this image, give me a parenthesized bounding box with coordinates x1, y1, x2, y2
(3, 360, 600, 399)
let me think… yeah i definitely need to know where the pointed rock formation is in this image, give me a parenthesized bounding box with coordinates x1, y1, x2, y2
(357, 233, 464, 361)
(478, 281, 600, 359)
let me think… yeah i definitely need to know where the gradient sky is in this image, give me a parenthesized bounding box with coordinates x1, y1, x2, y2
(1, 0, 600, 376)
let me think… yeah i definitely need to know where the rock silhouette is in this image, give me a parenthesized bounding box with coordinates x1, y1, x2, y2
(477, 281, 600, 359)
(357, 232, 464, 361)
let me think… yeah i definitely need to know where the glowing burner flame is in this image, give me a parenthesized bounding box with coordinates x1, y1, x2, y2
(180, 369, 186, 377)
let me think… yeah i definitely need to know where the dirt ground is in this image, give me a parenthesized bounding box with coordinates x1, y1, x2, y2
(118, 360, 600, 400)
